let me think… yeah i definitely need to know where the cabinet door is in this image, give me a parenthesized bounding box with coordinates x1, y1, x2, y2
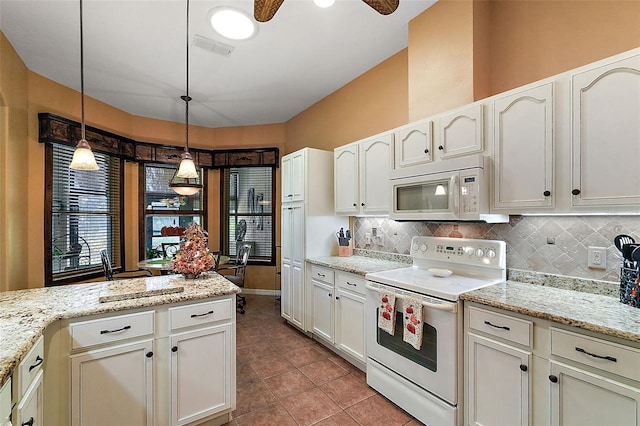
(15, 371, 43, 426)
(0, 379, 10, 426)
(467, 333, 530, 426)
(394, 120, 433, 173)
(360, 134, 392, 215)
(438, 104, 484, 159)
(550, 361, 640, 426)
(281, 261, 292, 321)
(335, 289, 365, 363)
(291, 262, 305, 330)
(571, 54, 640, 207)
(334, 144, 359, 215)
(312, 280, 334, 343)
(171, 324, 232, 426)
(494, 83, 554, 210)
(281, 150, 305, 202)
(70, 340, 154, 426)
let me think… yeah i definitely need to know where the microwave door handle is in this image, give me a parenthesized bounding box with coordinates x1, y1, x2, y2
(450, 174, 459, 215)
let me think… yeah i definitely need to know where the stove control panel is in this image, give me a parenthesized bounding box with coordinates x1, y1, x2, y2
(410, 236, 506, 269)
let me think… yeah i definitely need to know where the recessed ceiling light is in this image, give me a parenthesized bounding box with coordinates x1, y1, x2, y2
(209, 7, 257, 41)
(314, 0, 335, 7)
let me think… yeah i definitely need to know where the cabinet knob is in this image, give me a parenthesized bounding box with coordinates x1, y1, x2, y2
(572, 189, 581, 195)
(438, 145, 444, 151)
(543, 190, 551, 197)
(146, 351, 154, 358)
(22, 417, 34, 426)
(328, 293, 332, 298)
(548, 374, 558, 383)
(171, 346, 178, 352)
(353, 203, 357, 207)
(361, 203, 365, 206)
(519, 364, 528, 372)
(335, 296, 340, 300)
(424, 149, 429, 154)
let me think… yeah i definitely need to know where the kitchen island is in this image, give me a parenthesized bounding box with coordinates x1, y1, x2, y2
(0, 272, 240, 425)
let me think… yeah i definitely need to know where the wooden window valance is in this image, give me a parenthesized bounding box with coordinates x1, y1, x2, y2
(38, 113, 279, 168)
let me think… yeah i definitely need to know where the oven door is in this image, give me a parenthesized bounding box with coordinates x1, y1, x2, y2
(390, 171, 460, 221)
(365, 281, 459, 405)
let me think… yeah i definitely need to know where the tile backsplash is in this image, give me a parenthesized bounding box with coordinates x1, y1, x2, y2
(354, 216, 640, 283)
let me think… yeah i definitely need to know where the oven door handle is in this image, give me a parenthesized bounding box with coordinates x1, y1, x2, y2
(366, 284, 458, 313)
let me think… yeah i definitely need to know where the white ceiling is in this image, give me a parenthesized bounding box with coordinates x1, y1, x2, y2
(0, 0, 436, 128)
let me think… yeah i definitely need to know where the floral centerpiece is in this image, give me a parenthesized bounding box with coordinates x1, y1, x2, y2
(171, 223, 215, 279)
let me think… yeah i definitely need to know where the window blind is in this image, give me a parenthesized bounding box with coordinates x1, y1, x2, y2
(222, 167, 274, 263)
(51, 144, 122, 282)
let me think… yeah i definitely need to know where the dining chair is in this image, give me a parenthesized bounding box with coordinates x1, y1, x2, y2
(100, 250, 152, 281)
(216, 244, 251, 314)
(161, 242, 180, 259)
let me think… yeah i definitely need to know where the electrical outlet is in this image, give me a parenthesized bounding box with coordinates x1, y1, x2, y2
(365, 233, 371, 245)
(377, 234, 385, 246)
(588, 246, 607, 269)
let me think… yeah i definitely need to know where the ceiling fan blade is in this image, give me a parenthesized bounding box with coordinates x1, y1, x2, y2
(254, 0, 285, 22)
(362, 0, 399, 15)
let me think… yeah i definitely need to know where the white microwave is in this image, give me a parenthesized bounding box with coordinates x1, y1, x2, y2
(389, 155, 508, 223)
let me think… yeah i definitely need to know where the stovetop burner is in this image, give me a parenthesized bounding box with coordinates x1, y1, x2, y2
(366, 236, 506, 301)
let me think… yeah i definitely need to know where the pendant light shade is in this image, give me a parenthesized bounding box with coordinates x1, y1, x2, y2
(70, 0, 99, 171)
(170, 0, 202, 195)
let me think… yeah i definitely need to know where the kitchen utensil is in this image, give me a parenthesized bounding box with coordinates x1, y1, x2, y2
(614, 234, 635, 252)
(622, 243, 640, 267)
(345, 229, 351, 240)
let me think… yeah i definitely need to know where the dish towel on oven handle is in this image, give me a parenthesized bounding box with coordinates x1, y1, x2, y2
(403, 295, 423, 350)
(377, 287, 396, 335)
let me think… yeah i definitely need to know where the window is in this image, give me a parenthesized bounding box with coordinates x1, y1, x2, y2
(46, 144, 123, 286)
(221, 167, 275, 264)
(140, 164, 206, 259)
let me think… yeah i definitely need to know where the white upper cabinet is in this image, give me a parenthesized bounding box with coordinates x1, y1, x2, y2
(392, 119, 433, 177)
(281, 149, 305, 202)
(570, 53, 640, 208)
(493, 83, 554, 211)
(334, 133, 392, 216)
(438, 104, 484, 159)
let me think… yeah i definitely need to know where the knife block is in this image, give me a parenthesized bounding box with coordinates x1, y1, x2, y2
(338, 241, 353, 257)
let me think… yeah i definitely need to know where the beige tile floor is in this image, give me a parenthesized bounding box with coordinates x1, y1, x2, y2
(225, 294, 422, 426)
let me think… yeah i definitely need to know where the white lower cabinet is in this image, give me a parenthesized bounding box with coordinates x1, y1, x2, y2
(310, 265, 366, 368)
(13, 335, 45, 426)
(71, 340, 154, 426)
(0, 378, 10, 426)
(15, 371, 43, 426)
(62, 295, 235, 426)
(465, 303, 640, 426)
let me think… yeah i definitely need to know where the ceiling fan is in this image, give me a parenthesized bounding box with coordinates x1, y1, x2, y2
(254, 0, 400, 22)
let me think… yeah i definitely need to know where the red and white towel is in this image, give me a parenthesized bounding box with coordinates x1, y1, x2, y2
(377, 288, 396, 335)
(402, 296, 423, 350)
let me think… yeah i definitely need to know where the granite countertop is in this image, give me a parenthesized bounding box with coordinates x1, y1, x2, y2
(306, 255, 409, 276)
(461, 280, 640, 345)
(0, 273, 239, 388)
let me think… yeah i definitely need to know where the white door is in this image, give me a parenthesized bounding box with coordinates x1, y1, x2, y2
(312, 279, 334, 343)
(571, 53, 640, 207)
(494, 83, 554, 211)
(467, 333, 530, 426)
(360, 134, 392, 215)
(335, 288, 366, 363)
(394, 120, 433, 174)
(171, 325, 232, 426)
(290, 150, 305, 202)
(334, 143, 359, 215)
(70, 340, 154, 426)
(281, 154, 292, 202)
(550, 361, 640, 426)
(280, 260, 292, 321)
(438, 104, 484, 159)
(281, 203, 305, 329)
(15, 372, 43, 426)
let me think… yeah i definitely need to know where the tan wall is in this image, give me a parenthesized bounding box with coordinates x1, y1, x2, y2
(285, 50, 409, 155)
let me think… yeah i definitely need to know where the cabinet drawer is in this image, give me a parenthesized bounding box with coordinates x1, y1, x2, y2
(17, 335, 44, 400)
(0, 378, 10, 426)
(550, 327, 640, 382)
(468, 306, 532, 347)
(336, 272, 366, 295)
(70, 311, 155, 350)
(311, 266, 334, 285)
(169, 299, 232, 331)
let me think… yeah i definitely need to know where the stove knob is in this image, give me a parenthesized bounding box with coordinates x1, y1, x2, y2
(412, 243, 419, 251)
(420, 244, 428, 252)
(475, 248, 484, 258)
(464, 247, 474, 256)
(487, 248, 496, 259)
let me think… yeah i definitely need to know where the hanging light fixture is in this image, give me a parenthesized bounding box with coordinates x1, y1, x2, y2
(69, 0, 99, 171)
(169, 0, 202, 196)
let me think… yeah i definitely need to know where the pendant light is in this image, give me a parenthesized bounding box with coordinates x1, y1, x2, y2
(69, 0, 99, 171)
(169, 0, 202, 196)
